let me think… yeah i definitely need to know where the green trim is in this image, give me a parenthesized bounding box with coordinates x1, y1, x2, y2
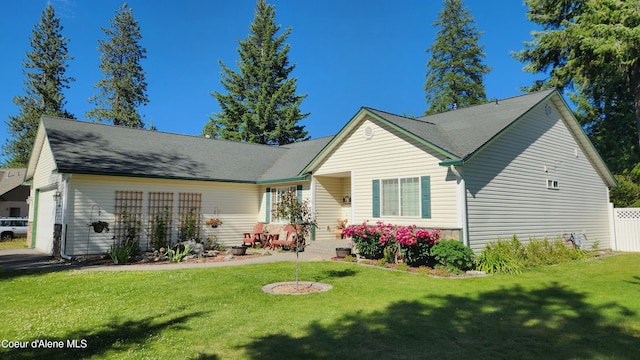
(30, 189, 40, 248)
(265, 188, 271, 223)
(256, 175, 310, 185)
(372, 179, 380, 218)
(420, 176, 431, 219)
(439, 160, 464, 166)
(301, 108, 459, 174)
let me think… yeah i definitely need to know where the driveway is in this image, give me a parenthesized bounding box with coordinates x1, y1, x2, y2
(0, 248, 73, 271)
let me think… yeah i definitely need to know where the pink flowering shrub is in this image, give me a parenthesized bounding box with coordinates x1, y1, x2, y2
(342, 221, 393, 259)
(342, 221, 441, 264)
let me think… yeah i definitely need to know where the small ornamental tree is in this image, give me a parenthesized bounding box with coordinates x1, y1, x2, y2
(271, 189, 317, 288)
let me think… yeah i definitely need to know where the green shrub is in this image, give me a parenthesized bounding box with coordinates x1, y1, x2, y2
(475, 251, 522, 274)
(107, 238, 139, 264)
(167, 244, 191, 263)
(476, 235, 588, 274)
(431, 239, 474, 272)
(400, 241, 433, 267)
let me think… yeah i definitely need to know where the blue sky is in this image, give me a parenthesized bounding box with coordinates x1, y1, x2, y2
(0, 0, 542, 164)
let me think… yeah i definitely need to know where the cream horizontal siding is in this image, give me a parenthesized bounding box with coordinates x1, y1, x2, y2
(29, 138, 62, 221)
(314, 176, 347, 241)
(65, 175, 260, 255)
(258, 182, 311, 225)
(464, 103, 611, 251)
(314, 118, 457, 229)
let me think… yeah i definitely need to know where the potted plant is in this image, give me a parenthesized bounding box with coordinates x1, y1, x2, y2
(89, 221, 109, 233)
(205, 218, 223, 228)
(335, 245, 352, 258)
(231, 245, 246, 256)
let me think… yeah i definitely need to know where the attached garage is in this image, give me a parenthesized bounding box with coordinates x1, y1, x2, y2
(34, 188, 57, 254)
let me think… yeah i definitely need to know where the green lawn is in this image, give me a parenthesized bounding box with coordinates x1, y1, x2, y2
(0, 237, 28, 250)
(1, 254, 639, 359)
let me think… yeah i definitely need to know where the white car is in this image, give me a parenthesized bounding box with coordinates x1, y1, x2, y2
(0, 218, 28, 240)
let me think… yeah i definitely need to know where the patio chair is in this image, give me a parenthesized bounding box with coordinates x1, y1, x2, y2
(242, 223, 265, 248)
(270, 225, 297, 250)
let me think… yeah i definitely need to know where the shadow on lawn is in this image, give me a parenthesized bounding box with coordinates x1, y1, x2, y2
(1, 311, 213, 360)
(242, 282, 639, 360)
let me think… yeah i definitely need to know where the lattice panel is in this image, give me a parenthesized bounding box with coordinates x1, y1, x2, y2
(114, 191, 144, 244)
(615, 209, 640, 220)
(178, 193, 202, 240)
(147, 192, 174, 249)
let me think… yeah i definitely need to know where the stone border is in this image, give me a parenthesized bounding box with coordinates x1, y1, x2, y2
(262, 281, 333, 295)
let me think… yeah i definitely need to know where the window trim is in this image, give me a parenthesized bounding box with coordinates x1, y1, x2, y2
(270, 185, 297, 223)
(379, 176, 422, 218)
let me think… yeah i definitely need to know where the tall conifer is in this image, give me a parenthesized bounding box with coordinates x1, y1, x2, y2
(424, 0, 490, 115)
(87, 3, 148, 128)
(3, 5, 74, 167)
(205, 0, 309, 145)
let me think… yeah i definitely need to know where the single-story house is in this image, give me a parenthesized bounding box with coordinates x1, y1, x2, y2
(0, 168, 29, 218)
(26, 89, 617, 256)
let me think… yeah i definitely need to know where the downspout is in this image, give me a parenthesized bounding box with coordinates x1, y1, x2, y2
(59, 174, 72, 260)
(310, 176, 316, 241)
(449, 165, 469, 248)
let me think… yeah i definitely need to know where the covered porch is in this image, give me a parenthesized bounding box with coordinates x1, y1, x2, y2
(312, 173, 352, 242)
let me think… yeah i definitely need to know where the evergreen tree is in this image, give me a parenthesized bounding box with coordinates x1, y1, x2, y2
(424, 0, 490, 115)
(204, 0, 309, 145)
(87, 3, 148, 128)
(3, 5, 74, 167)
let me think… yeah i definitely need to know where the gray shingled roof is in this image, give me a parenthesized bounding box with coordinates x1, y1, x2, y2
(41, 116, 322, 183)
(366, 89, 555, 160)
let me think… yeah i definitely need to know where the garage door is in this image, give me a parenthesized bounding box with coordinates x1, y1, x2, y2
(35, 189, 56, 254)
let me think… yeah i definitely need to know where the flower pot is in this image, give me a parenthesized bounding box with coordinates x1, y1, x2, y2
(211, 225, 218, 228)
(335, 247, 352, 258)
(231, 246, 247, 256)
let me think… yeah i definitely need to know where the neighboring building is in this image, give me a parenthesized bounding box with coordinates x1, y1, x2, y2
(0, 168, 29, 218)
(26, 89, 616, 256)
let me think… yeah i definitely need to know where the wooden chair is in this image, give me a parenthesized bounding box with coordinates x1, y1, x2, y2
(270, 225, 296, 250)
(242, 223, 265, 248)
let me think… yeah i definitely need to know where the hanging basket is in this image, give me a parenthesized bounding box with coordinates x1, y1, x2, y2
(89, 221, 109, 233)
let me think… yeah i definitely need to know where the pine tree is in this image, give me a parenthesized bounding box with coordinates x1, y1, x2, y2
(204, 0, 309, 145)
(87, 3, 148, 128)
(424, 0, 490, 115)
(3, 5, 74, 167)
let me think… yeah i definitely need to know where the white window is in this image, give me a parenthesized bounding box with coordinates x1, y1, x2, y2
(381, 177, 420, 217)
(271, 186, 297, 223)
(547, 179, 559, 190)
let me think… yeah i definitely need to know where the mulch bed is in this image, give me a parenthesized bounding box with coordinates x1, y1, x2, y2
(330, 256, 487, 278)
(70, 250, 263, 267)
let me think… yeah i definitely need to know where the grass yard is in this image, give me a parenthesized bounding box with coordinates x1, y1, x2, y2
(1, 254, 639, 359)
(0, 237, 28, 251)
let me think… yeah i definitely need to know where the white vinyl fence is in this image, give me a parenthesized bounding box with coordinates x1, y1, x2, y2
(612, 207, 640, 252)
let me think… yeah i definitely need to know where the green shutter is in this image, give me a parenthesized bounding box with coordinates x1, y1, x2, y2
(265, 188, 271, 223)
(421, 176, 431, 219)
(297, 185, 303, 204)
(372, 179, 380, 218)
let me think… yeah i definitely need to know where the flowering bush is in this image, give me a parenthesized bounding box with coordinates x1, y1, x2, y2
(205, 218, 223, 227)
(342, 221, 394, 259)
(343, 221, 441, 265)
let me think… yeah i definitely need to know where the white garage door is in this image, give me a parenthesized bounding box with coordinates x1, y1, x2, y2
(35, 189, 56, 254)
